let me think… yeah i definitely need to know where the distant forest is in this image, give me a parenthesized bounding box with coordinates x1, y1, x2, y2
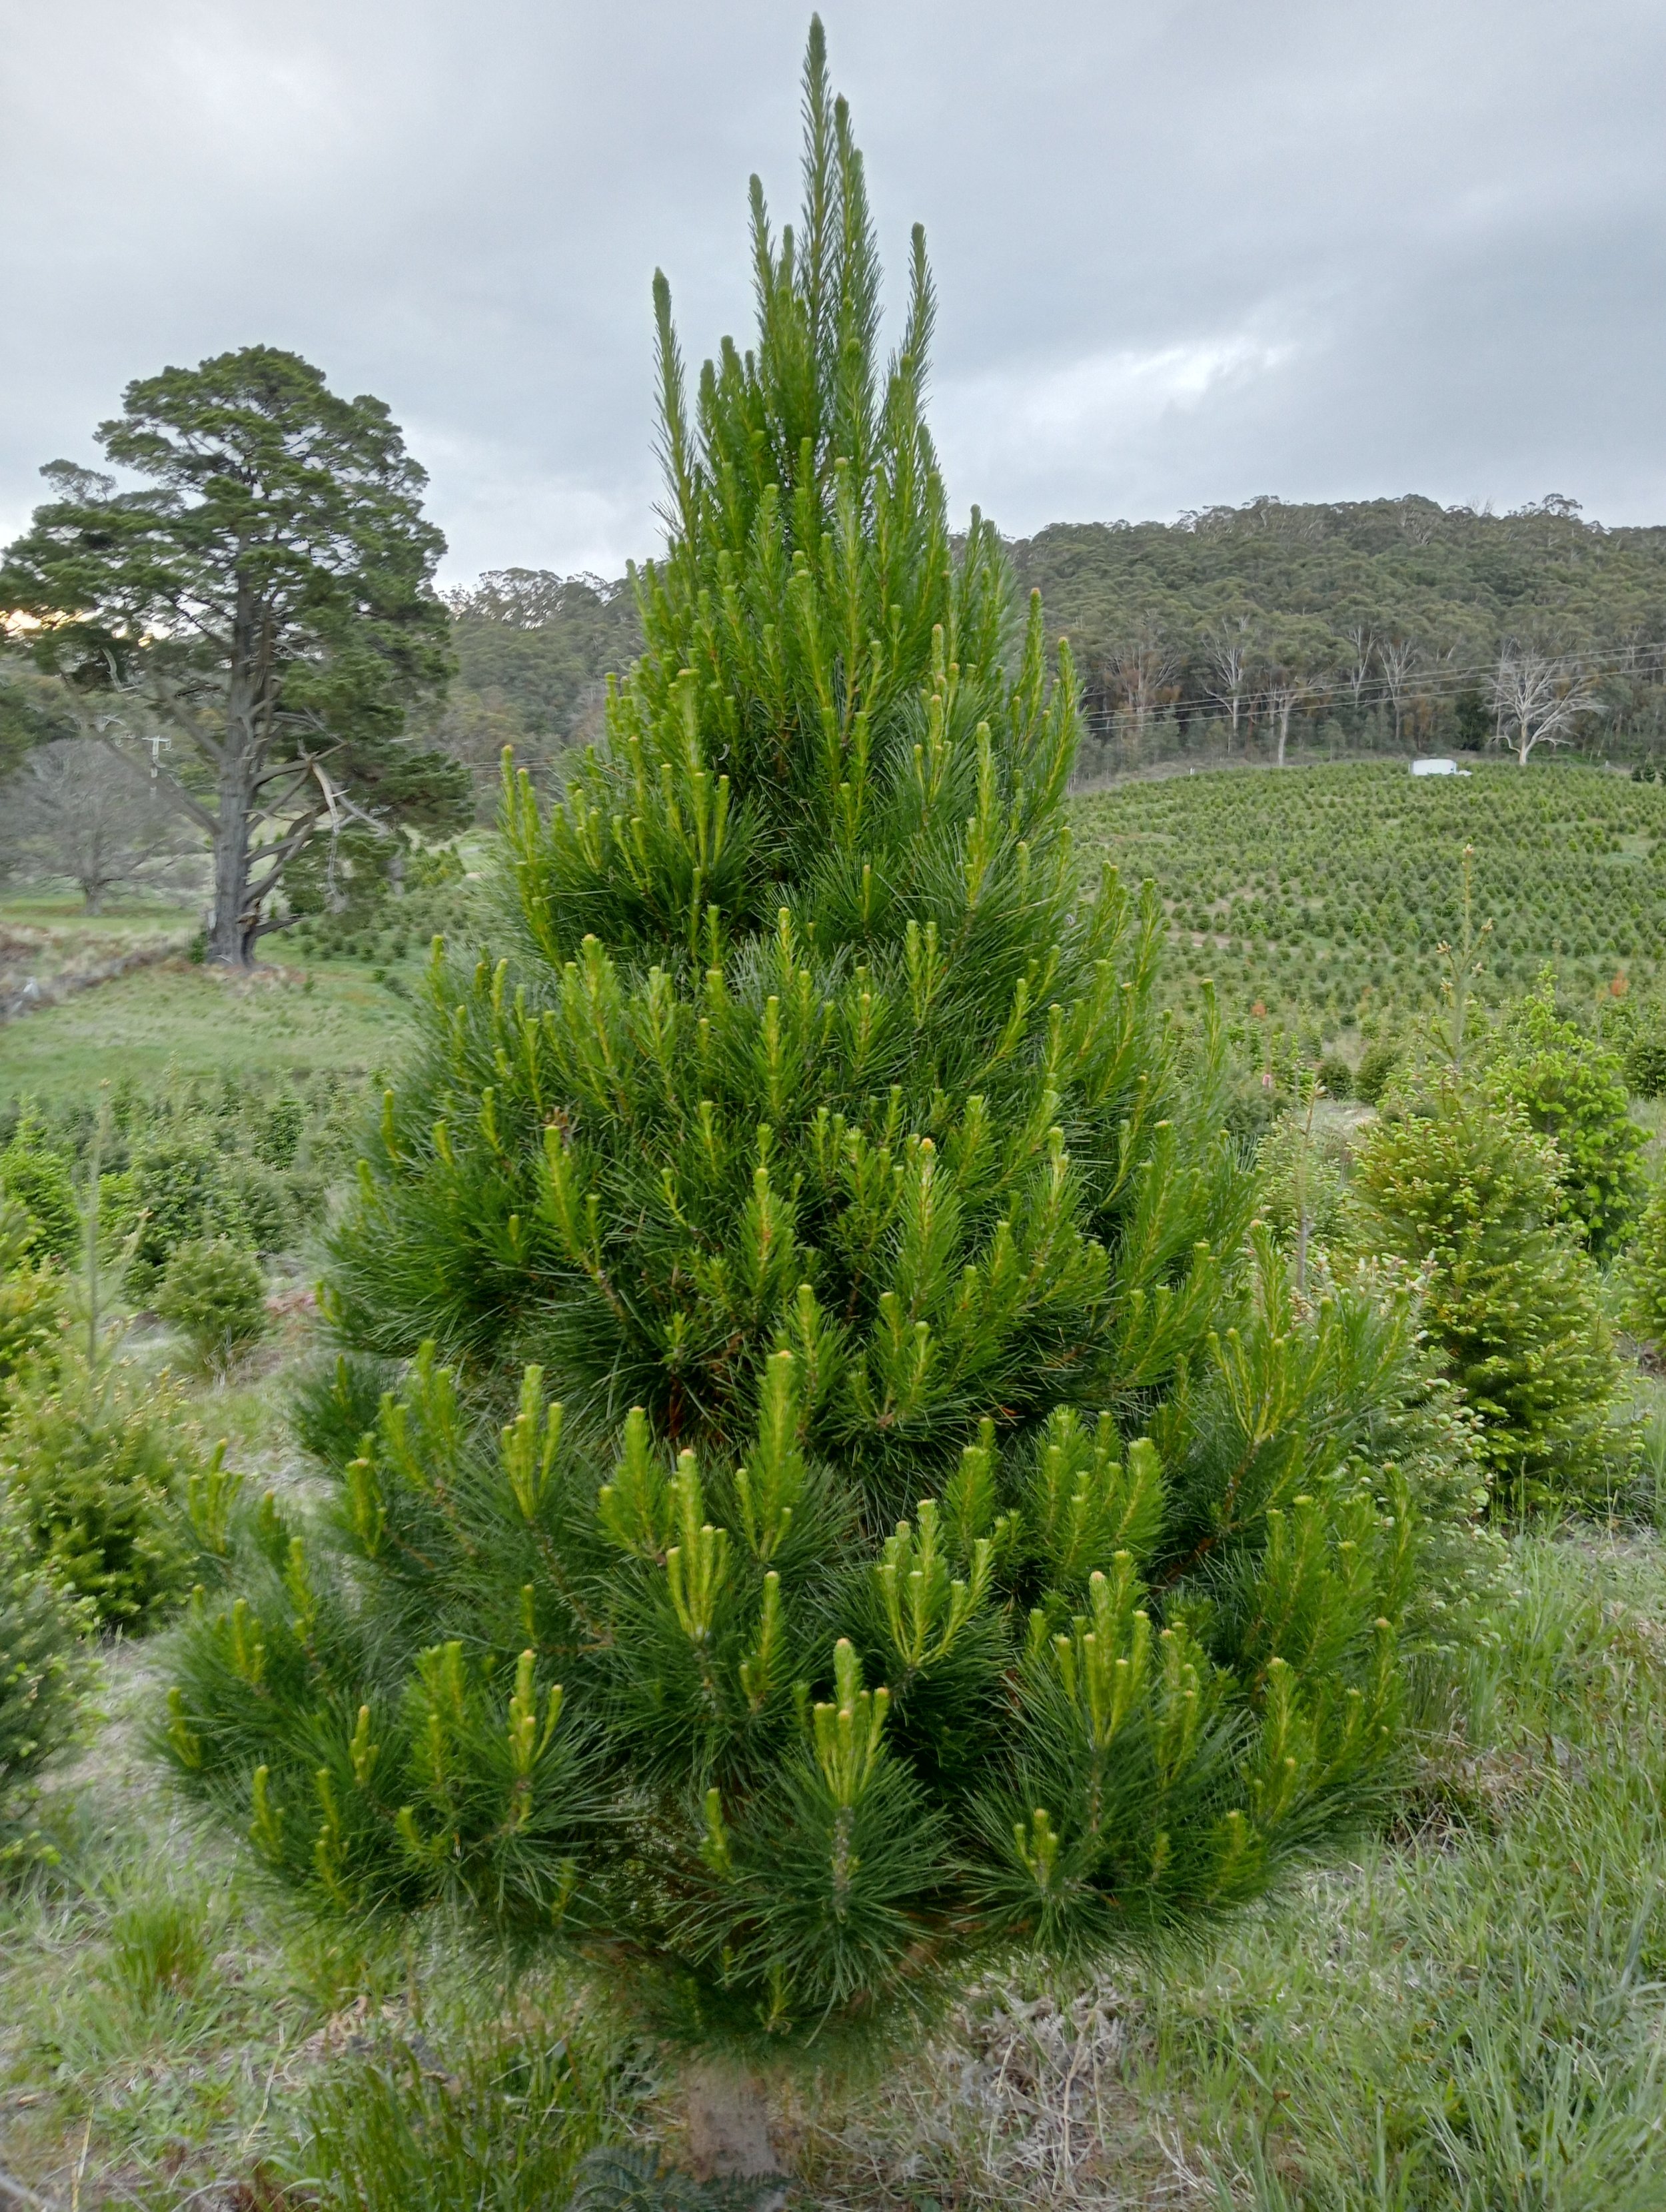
(418, 495, 1666, 806)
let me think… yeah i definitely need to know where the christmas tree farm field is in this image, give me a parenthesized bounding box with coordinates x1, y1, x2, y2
(4, 1495, 1666, 2209)
(1072, 757, 1666, 1037)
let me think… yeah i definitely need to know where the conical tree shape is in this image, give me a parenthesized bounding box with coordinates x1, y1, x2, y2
(168, 23, 1459, 2054)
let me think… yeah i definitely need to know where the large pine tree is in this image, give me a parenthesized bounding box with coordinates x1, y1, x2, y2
(167, 21, 1457, 2120)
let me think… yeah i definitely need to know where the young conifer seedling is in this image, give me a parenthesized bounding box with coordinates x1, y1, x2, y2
(167, 21, 1465, 2186)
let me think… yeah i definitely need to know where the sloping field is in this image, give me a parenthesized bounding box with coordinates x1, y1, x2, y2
(1072, 759, 1666, 1030)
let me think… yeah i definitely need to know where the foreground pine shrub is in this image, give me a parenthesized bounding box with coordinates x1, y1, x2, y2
(167, 21, 1475, 2121)
(1353, 1083, 1620, 1509)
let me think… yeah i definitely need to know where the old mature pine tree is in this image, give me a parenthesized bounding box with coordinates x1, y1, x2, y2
(169, 22, 1447, 2099)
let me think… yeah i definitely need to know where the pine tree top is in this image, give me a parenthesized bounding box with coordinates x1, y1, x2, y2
(521, 15, 1076, 975)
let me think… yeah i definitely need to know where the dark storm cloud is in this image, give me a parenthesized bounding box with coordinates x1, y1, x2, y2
(3, 0, 1663, 579)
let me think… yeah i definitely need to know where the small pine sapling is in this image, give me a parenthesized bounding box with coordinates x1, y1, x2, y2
(1485, 972, 1644, 1257)
(1353, 1080, 1620, 1510)
(1623, 1179, 1666, 1356)
(1, 1195, 63, 1408)
(158, 1239, 270, 1375)
(1, 1490, 95, 1866)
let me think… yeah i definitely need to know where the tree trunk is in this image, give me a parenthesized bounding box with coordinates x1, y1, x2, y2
(207, 654, 260, 967)
(682, 2061, 787, 2208)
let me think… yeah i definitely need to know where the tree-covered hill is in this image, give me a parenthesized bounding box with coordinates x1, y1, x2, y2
(1010, 495, 1666, 774)
(420, 497, 1666, 806)
(415, 568, 642, 804)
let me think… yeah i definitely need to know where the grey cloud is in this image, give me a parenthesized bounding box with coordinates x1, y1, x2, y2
(3, 0, 1663, 580)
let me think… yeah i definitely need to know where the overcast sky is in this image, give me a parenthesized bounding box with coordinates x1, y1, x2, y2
(3, 0, 1663, 582)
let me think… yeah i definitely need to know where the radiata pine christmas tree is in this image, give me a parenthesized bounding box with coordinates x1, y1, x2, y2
(167, 20, 1459, 2162)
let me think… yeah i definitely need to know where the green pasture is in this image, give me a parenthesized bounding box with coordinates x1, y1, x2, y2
(0, 960, 412, 1099)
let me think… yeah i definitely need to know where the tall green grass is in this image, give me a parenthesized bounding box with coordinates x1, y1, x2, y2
(3, 1488, 1664, 2206)
(804, 1534, 1666, 2210)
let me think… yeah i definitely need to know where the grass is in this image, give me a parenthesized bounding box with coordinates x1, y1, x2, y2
(0, 956, 416, 1100)
(5, 1501, 1664, 2208)
(0, 1646, 633, 2209)
(800, 1532, 1666, 2210)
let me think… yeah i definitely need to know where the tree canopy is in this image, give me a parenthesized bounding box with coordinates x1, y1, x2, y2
(0, 346, 469, 962)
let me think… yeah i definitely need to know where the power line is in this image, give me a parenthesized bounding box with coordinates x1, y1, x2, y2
(1078, 636, 1666, 740)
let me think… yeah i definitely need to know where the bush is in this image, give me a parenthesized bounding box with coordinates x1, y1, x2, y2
(170, 27, 1477, 2107)
(1623, 1179, 1666, 1354)
(0, 1116, 79, 1265)
(1315, 1052, 1353, 1101)
(1623, 1030, 1666, 1100)
(157, 1239, 269, 1374)
(0, 1198, 63, 1410)
(1485, 979, 1645, 1257)
(1353, 1082, 1621, 1509)
(219, 1158, 297, 1256)
(1257, 1109, 1353, 1258)
(257, 1095, 307, 1170)
(116, 1130, 253, 1297)
(0, 1494, 94, 1864)
(1355, 1039, 1401, 1107)
(1, 1351, 199, 1628)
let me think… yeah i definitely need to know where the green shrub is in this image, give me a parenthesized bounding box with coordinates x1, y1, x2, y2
(257, 1095, 307, 1169)
(0, 1117, 79, 1265)
(1, 1491, 95, 1861)
(1353, 1083, 1621, 1509)
(1623, 1179, 1666, 1353)
(219, 1158, 296, 1256)
(1623, 1030, 1666, 1099)
(1257, 1109, 1354, 1258)
(157, 1239, 269, 1375)
(1355, 1039, 1400, 1106)
(1485, 979, 1645, 1257)
(1, 1352, 199, 1629)
(1315, 1052, 1353, 1101)
(0, 1198, 63, 1410)
(115, 1131, 248, 1296)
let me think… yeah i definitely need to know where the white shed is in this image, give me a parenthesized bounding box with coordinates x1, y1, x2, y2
(1409, 758, 1465, 777)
